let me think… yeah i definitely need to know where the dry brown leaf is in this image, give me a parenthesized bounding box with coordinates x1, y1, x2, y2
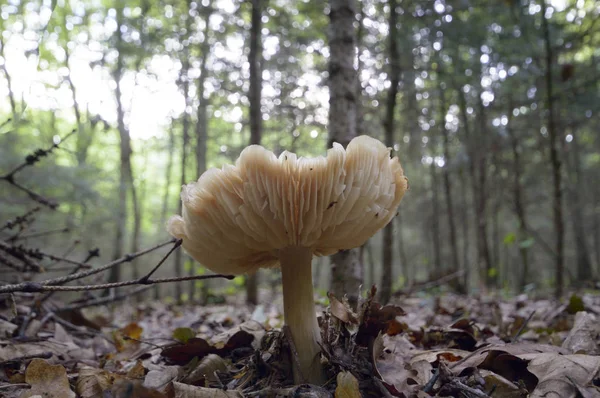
(562, 312, 600, 355)
(171, 381, 244, 397)
(20, 358, 75, 398)
(479, 369, 527, 398)
(335, 371, 361, 398)
(329, 293, 358, 324)
(143, 366, 180, 391)
(77, 367, 123, 398)
(183, 354, 228, 384)
(126, 360, 146, 379)
(524, 353, 600, 398)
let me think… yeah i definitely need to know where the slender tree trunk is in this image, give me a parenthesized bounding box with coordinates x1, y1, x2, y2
(460, 168, 470, 289)
(246, 0, 263, 305)
(328, 0, 362, 303)
(107, 6, 134, 290)
(438, 83, 461, 291)
(541, 0, 564, 298)
(594, 184, 600, 273)
(457, 87, 491, 289)
(380, 0, 400, 304)
(196, 3, 213, 304)
(396, 211, 408, 285)
(174, 9, 193, 303)
(565, 131, 593, 282)
(430, 161, 442, 273)
(507, 108, 531, 291)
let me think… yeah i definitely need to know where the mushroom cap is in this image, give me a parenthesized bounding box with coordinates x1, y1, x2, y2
(167, 135, 408, 275)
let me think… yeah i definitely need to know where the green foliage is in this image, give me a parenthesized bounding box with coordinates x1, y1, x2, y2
(172, 327, 196, 343)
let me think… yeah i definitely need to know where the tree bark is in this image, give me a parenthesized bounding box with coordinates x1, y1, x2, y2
(108, 5, 136, 289)
(438, 82, 461, 291)
(174, 6, 193, 303)
(506, 106, 531, 291)
(457, 87, 491, 289)
(246, 0, 263, 305)
(541, 0, 565, 298)
(328, 0, 362, 303)
(380, 0, 400, 304)
(430, 161, 442, 273)
(196, 2, 213, 304)
(565, 131, 593, 282)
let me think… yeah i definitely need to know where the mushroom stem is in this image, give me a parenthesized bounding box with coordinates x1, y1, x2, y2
(279, 246, 324, 385)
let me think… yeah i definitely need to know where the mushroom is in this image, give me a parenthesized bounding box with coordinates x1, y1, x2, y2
(167, 135, 408, 384)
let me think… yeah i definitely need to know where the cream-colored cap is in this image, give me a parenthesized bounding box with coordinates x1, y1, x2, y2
(167, 135, 408, 274)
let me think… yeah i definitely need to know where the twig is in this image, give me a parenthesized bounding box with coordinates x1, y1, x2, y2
(9, 227, 70, 242)
(0, 241, 44, 272)
(448, 380, 490, 398)
(8, 273, 235, 293)
(423, 366, 440, 393)
(0, 239, 175, 293)
(0, 130, 76, 209)
(0, 351, 52, 366)
(58, 285, 153, 312)
(139, 239, 182, 282)
(0, 130, 76, 180)
(510, 310, 536, 343)
(0, 383, 30, 391)
(37, 249, 100, 305)
(0, 207, 41, 232)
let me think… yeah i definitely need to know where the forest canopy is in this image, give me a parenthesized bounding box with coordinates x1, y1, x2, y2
(1, 0, 599, 301)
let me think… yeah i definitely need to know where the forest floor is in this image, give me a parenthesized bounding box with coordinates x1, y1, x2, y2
(1, 289, 599, 397)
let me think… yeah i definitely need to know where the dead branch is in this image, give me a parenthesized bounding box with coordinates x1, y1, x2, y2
(57, 285, 153, 312)
(6, 273, 234, 293)
(0, 207, 41, 232)
(0, 130, 76, 209)
(0, 238, 176, 294)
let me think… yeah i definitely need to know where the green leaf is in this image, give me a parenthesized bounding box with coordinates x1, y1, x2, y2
(519, 238, 535, 249)
(503, 232, 516, 245)
(173, 327, 195, 343)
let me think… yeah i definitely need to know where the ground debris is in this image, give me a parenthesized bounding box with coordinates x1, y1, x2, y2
(1, 291, 600, 397)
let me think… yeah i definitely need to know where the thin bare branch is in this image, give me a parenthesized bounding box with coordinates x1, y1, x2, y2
(0, 239, 176, 293)
(8, 273, 234, 293)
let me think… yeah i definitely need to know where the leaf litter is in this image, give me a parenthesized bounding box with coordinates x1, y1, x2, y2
(0, 289, 600, 397)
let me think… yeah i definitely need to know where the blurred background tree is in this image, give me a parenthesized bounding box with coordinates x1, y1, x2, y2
(1, 0, 599, 302)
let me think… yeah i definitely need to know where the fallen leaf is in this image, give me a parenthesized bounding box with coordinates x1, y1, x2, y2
(335, 371, 361, 398)
(143, 366, 180, 391)
(562, 312, 600, 355)
(77, 367, 122, 398)
(20, 358, 75, 398)
(329, 293, 358, 324)
(171, 381, 243, 397)
(525, 353, 600, 398)
(183, 354, 228, 384)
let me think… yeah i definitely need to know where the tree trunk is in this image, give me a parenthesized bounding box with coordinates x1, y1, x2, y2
(380, 0, 399, 304)
(430, 161, 442, 273)
(506, 107, 531, 291)
(565, 131, 593, 282)
(107, 6, 134, 290)
(438, 82, 461, 291)
(246, 0, 263, 305)
(174, 8, 193, 303)
(328, 0, 362, 303)
(541, 0, 564, 298)
(457, 87, 491, 289)
(196, 3, 213, 305)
